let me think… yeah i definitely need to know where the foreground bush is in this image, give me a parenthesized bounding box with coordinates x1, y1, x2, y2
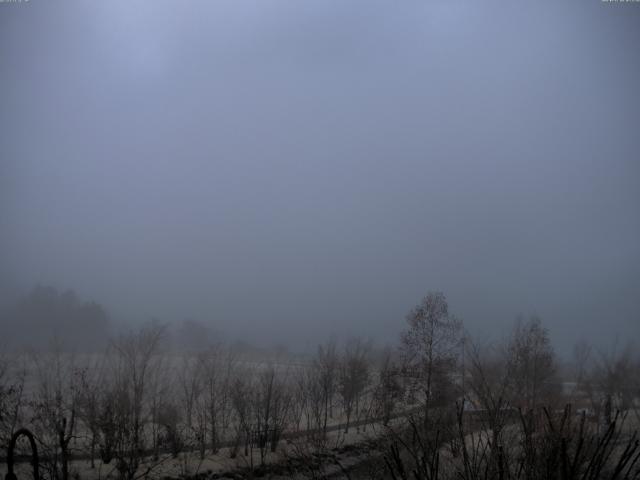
(384, 404, 640, 480)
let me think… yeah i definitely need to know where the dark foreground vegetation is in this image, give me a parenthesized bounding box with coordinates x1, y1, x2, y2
(383, 404, 639, 480)
(1, 291, 639, 479)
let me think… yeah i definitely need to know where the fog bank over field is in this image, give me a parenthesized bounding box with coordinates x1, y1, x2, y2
(1, 0, 639, 352)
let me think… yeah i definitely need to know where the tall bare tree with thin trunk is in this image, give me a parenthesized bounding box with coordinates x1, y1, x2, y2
(506, 315, 556, 412)
(198, 344, 236, 454)
(338, 338, 371, 433)
(401, 291, 462, 426)
(313, 339, 339, 437)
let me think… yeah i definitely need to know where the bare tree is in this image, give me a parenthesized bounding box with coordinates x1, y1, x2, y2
(506, 315, 557, 412)
(304, 366, 325, 439)
(465, 338, 515, 473)
(338, 338, 371, 433)
(229, 370, 252, 459)
(77, 354, 111, 468)
(198, 344, 236, 454)
(586, 341, 639, 425)
(373, 348, 402, 427)
(572, 341, 592, 390)
(30, 347, 81, 480)
(289, 367, 309, 433)
(108, 323, 166, 480)
(251, 363, 293, 464)
(156, 400, 183, 458)
(400, 291, 462, 425)
(177, 354, 201, 455)
(0, 351, 26, 453)
(145, 345, 170, 462)
(312, 339, 339, 437)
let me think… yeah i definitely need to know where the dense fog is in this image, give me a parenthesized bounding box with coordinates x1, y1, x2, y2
(1, 0, 639, 352)
(1, 2, 640, 479)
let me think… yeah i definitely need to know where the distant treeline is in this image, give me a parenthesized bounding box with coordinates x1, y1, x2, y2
(0, 286, 110, 351)
(0, 285, 284, 354)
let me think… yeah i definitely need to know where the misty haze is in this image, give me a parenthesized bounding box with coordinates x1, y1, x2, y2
(1, 1, 639, 479)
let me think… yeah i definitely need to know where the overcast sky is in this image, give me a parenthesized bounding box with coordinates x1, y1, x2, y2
(1, 0, 639, 353)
